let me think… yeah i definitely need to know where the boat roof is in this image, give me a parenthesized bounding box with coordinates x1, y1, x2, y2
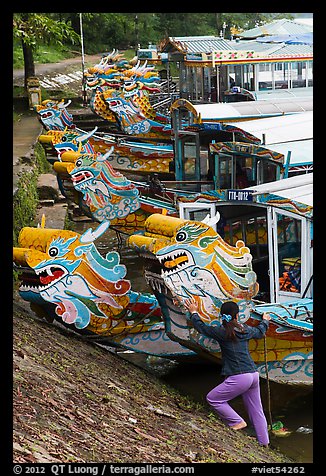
(224, 111, 313, 144)
(159, 36, 231, 54)
(268, 138, 313, 165)
(246, 172, 313, 207)
(190, 97, 313, 122)
(255, 87, 313, 101)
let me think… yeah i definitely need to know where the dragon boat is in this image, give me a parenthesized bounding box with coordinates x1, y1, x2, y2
(35, 100, 175, 177)
(35, 92, 312, 184)
(126, 173, 313, 386)
(12, 218, 195, 360)
(84, 50, 173, 140)
(51, 146, 177, 235)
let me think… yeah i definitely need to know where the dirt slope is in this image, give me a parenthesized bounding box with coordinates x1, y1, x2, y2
(13, 292, 290, 465)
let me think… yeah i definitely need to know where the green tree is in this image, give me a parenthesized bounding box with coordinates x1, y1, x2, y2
(212, 12, 294, 37)
(13, 13, 80, 88)
(154, 12, 294, 40)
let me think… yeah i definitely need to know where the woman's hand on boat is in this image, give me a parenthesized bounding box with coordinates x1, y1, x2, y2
(262, 312, 271, 321)
(184, 297, 198, 314)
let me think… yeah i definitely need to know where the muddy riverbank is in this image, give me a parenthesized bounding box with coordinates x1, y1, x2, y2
(13, 289, 291, 465)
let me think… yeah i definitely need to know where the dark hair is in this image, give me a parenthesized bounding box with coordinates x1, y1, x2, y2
(220, 301, 243, 341)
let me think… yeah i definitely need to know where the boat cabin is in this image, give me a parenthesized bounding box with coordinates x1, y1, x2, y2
(169, 99, 312, 192)
(178, 173, 313, 304)
(156, 21, 313, 103)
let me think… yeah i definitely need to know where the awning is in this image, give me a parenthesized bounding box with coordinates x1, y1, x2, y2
(171, 97, 313, 123)
(246, 173, 313, 207)
(223, 111, 313, 145)
(267, 139, 313, 166)
(209, 141, 284, 163)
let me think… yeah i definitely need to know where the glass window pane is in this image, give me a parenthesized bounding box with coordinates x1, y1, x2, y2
(277, 214, 302, 293)
(274, 63, 289, 89)
(219, 155, 232, 188)
(258, 63, 272, 90)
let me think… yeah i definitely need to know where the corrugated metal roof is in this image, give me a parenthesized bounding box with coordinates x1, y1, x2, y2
(257, 32, 313, 45)
(271, 43, 313, 56)
(169, 36, 231, 53)
(161, 33, 312, 57)
(229, 39, 313, 56)
(229, 40, 284, 53)
(237, 19, 313, 39)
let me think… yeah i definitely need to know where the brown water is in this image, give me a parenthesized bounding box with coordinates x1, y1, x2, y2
(73, 222, 313, 463)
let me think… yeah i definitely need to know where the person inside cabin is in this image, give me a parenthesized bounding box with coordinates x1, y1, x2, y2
(210, 85, 217, 102)
(279, 258, 301, 293)
(147, 173, 165, 196)
(183, 298, 271, 447)
(229, 77, 236, 89)
(235, 161, 249, 189)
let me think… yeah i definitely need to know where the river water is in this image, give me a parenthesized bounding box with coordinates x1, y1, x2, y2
(73, 221, 313, 463)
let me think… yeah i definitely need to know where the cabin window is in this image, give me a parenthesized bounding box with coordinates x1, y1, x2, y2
(257, 160, 278, 184)
(228, 65, 236, 88)
(183, 141, 197, 179)
(290, 62, 307, 88)
(235, 156, 255, 188)
(225, 215, 269, 262)
(274, 62, 290, 90)
(307, 61, 313, 87)
(258, 63, 272, 90)
(243, 64, 254, 91)
(276, 214, 302, 294)
(218, 155, 233, 188)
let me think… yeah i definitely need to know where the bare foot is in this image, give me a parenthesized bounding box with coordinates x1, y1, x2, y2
(230, 421, 247, 430)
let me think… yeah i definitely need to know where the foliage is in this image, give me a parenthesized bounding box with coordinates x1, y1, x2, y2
(13, 171, 39, 246)
(34, 142, 52, 174)
(74, 12, 294, 49)
(13, 13, 80, 87)
(13, 13, 80, 49)
(13, 12, 296, 64)
(13, 142, 51, 246)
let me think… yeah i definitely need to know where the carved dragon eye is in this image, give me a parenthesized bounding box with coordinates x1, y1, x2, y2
(61, 135, 67, 142)
(175, 230, 188, 242)
(75, 159, 82, 167)
(48, 247, 59, 257)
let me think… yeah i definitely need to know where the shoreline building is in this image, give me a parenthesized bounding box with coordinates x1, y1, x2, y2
(138, 18, 313, 103)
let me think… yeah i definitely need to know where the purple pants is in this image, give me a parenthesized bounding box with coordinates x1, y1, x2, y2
(206, 371, 269, 445)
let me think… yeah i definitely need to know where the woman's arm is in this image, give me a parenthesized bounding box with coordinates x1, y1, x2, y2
(243, 313, 270, 339)
(184, 298, 222, 340)
(190, 312, 222, 339)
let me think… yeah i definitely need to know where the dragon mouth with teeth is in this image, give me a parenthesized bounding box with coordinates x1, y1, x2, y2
(19, 265, 68, 292)
(56, 147, 74, 158)
(157, 249, 194, 275)
(71, 170, 94, 184)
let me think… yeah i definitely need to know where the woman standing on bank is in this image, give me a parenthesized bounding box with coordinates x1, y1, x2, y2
(184, 298, 271, 447)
